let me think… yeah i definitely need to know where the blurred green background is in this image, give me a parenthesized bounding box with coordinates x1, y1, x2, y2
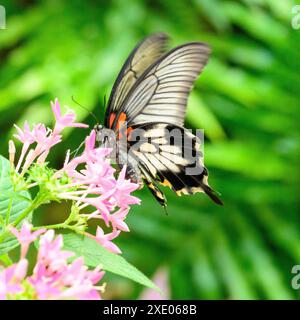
(1, 0, 299, 299)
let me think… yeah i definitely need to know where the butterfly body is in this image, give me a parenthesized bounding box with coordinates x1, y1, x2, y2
(94, 123, 144, 187)
(95, 33, 223, 207)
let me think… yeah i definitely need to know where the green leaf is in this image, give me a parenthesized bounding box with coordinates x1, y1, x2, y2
(0, 155, 32, 255)
(0, 253, 13, 266)
(63, 233, 160, 292)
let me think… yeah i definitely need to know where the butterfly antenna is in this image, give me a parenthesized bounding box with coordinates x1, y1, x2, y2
(71, 96, 98, 124)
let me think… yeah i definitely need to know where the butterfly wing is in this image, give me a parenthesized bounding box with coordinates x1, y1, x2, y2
(111, 42, 210, 130)
(105, 36, 221, 205)
(105, 33, 169, 128)
(127, 123, 223, 206)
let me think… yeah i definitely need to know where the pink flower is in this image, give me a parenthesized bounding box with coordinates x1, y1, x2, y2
(0, 272, 6, 300)
(59, 258, 105, 300)
(80, 195, 111, 223)
(83, 130, 112, 163)
(113, 166, 141, 208)
(1, 228, 105, 300)
(13, 121, 35, 145)
(14, 122, 35, 172)
(28, 230, 105, 300)
(12, 100, 89, 173)
(79, 161, 116, 190)
(63, 132, 114, 188)
(32, 123, 49, 144)
(37, 230, 74, 273)
(10, 101, 141, 259)
(95, 227, 121, 254)
(0, 260, 28, 299)
(51, 98, 89, 135)
(56, 130, 140, 253)
(140, 267, 170, 300)
(32, 124, 62, 152)
(28, 268, 61, 299)
(9, 222, 45, 259)
(109, 208, 130, 232)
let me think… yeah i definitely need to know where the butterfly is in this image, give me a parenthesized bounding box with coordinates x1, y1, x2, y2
(94, 33, 223, 208)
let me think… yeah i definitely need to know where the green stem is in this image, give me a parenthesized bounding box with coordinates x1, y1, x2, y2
(12, 198, 39, 227)
(32, 222, 66, 230)
(0, 192, 46, 243)
(32, 209, 84, 232)
(32, 223, 83, 233)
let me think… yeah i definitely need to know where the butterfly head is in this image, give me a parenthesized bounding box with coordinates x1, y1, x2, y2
(94, 123, 103, 132)
(94, 124, 104, 143)
(93, 124, 114, 148)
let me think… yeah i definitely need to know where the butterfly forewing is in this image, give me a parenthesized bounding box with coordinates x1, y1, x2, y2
(113, 42, 211, 128)
(105, 33, 169, 128)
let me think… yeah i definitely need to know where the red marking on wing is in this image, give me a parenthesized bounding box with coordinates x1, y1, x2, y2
(116, 112, 127, 131)
(109, 112, 132, 139)
(125, 126, 133, 137)
(109, 113, 116, 128)
(110, 112, 128, 139)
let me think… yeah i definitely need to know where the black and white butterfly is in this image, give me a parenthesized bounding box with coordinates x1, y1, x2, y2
(94, 33, 223, 207)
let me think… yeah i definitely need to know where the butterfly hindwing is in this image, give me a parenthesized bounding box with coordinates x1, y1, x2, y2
(127, 123, 223, 205)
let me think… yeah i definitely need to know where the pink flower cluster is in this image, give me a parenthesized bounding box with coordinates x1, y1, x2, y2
(57, 130, 140, 254)
(0, 223, 105, 300)
(11, 99, 88, 175)
(10, 99, 141, 254)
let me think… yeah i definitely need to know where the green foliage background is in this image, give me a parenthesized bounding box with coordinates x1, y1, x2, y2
(1, 0, 299, 299)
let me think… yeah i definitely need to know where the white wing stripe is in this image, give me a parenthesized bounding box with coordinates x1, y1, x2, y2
(118, 42, 210, 127)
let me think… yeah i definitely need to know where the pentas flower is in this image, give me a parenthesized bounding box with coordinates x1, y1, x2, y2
(8, 99, 141, 255)
(36, 230, 74, 274)
(0, 260, 28, 299)
(108, 208, 130, 232)
(0, 223, 105, 300)
(51, 99, 88, 135)
(94, 227, 121, 254)
(11, 99, 88, 176)
(56, 132, 140, 253)
(14, 121, 35, 144)
(140, 267, 170, 300)
(9, 222, 45, 259)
